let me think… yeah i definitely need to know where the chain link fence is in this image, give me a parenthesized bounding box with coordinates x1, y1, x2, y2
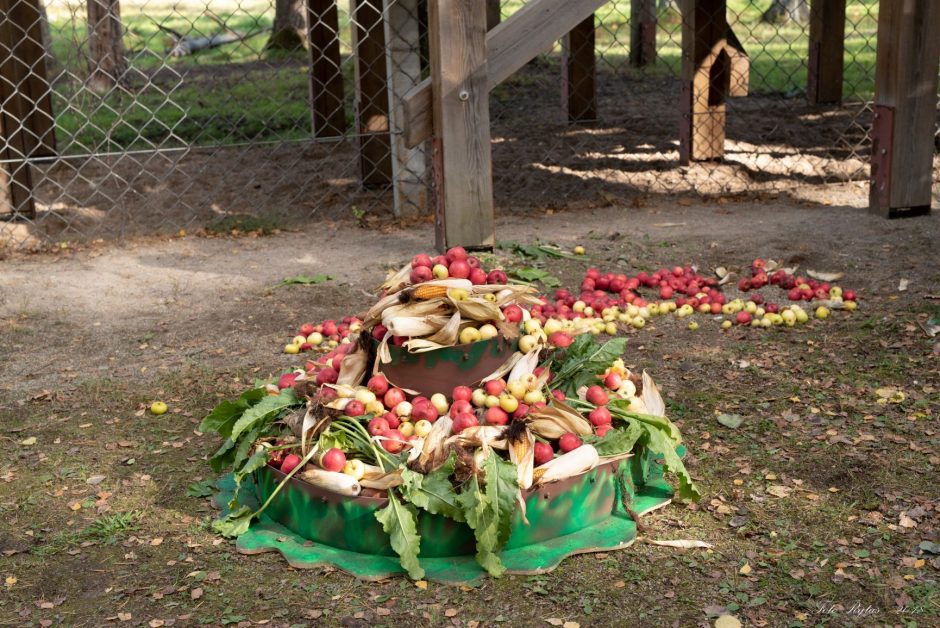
(0, 0, 937, 249)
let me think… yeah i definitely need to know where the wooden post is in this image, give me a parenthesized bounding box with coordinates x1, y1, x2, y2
(352, 0, 392, 186)
(486, 0, 501, 30)
(86, 0, 127, 91)
(0, 0, 57, 217)
(307, 0, 346, 137)
(869, 0, 940, 217)
(562, 15, 596, 123)
(385, 0, 428, 217)
(807, 0, 845, 105)
(630, 0, 657, 67)
(428, 0, 494, 250)
(679, 0, 729, 164)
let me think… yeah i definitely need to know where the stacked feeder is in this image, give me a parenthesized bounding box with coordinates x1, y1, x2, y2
(209, 250, 697, 583)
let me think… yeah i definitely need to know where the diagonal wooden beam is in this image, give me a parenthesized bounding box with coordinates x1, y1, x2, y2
(402, 0, 608, 147)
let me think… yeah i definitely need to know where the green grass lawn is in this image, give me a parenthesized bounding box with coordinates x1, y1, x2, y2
(45, 0, 884, 154)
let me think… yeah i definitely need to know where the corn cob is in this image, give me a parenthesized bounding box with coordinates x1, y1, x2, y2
(508, 427, 535, 489)
(299, 468, 362, 496)
(418, 416, 453, 470)
(525, 402, 592, 438)
(532, 444, 599, 485)
(412, 284, 449, 300)
(360, 467, 404, 490)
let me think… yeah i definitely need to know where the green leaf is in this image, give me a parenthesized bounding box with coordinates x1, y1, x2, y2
(280, 274, 332, 286)
(551, 335, 628, 396)
(508, 267, 562, 288)
(456, 455, 518, 577)
(230, 388, 298, 442)
(209, 437, 237, 474)
(212, 505, 254, 538)
(717, 413, 744, 429)
(229, 447, 270, 510)
(187, 479, 216, 498)
(584, 422, 643, 456)
(374, 492, 424, 580)
(400, 454, 465, 522)
(232, 425, 268, 473)
(642, 426, 700, 501)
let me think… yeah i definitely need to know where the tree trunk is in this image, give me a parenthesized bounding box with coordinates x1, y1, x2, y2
(86, 0, 127, 91)
(761, 0, 809, 24)
(266, 0, 306, 51)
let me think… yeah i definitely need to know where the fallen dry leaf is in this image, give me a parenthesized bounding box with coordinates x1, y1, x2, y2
(20, 437, 37, 446)
(190, 587, 203, 600)
(647, 539, 714, 549)
(767, 485, 792, 498)
(445, 608, 458, 617)
(715, 616, 742, 628)
(739, 563, 752, 575)
(414, 580, 428, 590)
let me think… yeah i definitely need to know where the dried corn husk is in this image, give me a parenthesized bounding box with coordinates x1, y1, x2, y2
(480, 351, 525, 383)
(323, 383, 358, 399)
(337, 342, 368, 386)
(508, 427, 535, 489)
(363, 290, 406, 327)
(641, 371, 665, 417)
(451, 297, 501, 322)
(417, 416, 453, 470)
(526, 400, 593, 438)
(490, 285, 541, 307)
(508, 347, 541, 384)
(322, 396, 353, 411)
(360, 466, 404, 490)
(379, 262, 412, 294)
(381, 298, 450, 324)
(384, 314, 452, 338)
(446, 425, 507, 450)
(374, 331, 392, 369)
(532, 444, 599, 485)
(299, 468, 362, 496)
(404, 310, 461, 353)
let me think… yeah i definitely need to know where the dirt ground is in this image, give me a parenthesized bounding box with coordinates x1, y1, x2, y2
(1, 196, 939, 627)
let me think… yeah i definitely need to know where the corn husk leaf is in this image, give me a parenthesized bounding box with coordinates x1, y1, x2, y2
(363, 290, 405, 327)
(379, 262, 412, 294)
(373, 331, 392, 370)
(532, 444, 599, 485)
(641, 371, 666, 418)
(447, 425, 508, 450)
(299, 468, 362, 496)
(404, 311, 461, 353)
(451, 298, 502, 322)
(360, 467, 404, 490)
(807, 269, 844, 282)
(417, 416, 453, 471)
(381, 298, 451, 324)
(337, 344, 368, 386)
(508, 347, 542, 384)
(526, 399, 593, 438)
(384, 314, 452, 338)
(480, 351, 525, 383)
(508, 427, 535, 490)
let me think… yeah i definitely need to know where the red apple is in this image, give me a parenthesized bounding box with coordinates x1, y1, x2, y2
(534, 441, 554, 466)
(603, 372, 622, 390)
(487, 269, 508, 285)
(380, 429, 405, 453)
(412, 403, 439, 423)
(367, 374, 389, 396)
(589, 406, 612, 426)
(280, 454, 302, 475)
(382, 412, 400, 430)
(736, 311, 752, 326)
(368, 417, 390, 436)
(384, 388, 407, 409)
(278, 372, 298, 389)
(558, 433, 582, 453)
(319, 447, 346, 472)
(513, 403, 530, 419)
(345, 400, 365, 417)
(452, 386, 473, 402)
(484, 406, 509, 426)
(299, 323, 315, 336)
(469, 268, 487, 285)
(411, 253, 432, 268)
(452, 412, 479, 433)
(450, 399, 473, 416)
(586, 385, 609, 406)
(315, 368, 338, 385)
(503, 305, 524, 323)
(549, 331, 573, 348)
(449, 259, 471, 279)
(484, 379, 506, 396)
(446, 246, 468, 262)
(410, 266, 433, 284)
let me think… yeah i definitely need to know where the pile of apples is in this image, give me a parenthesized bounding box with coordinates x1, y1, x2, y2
(268, 445, 363, 480)
(408, 246, 508, 286)
(284, 316, 363, 355)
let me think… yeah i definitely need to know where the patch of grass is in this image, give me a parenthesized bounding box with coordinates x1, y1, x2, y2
(32, 511, 140, 557)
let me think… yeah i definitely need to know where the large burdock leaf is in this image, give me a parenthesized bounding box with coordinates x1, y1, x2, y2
(401, 454, 465, 522)
(230, 388, 298, 442)
(374, 492, 424, 580)
(456, 455, 518, 577)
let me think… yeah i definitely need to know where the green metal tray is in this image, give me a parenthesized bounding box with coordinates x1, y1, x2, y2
(214, 446, 675, 584)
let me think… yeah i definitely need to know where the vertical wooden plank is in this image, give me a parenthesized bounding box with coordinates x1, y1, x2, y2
(428, 0, 493, 250)
(0, 0, 39, 217)
(352, 0, 392, 186)
(307, 0, 347, 137)
(385, 0, 428, 217)
(562, 15, 597, 123)
(86, 0, 127, 91)
(630, 0, 657, 67)
(679, 0, 728, 164)
(807, 0, 845, 105)
(869, 0, 940, 217)
(486, 0, 501, 30)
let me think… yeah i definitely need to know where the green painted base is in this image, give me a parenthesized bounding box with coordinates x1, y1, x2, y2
(214, 458, 675, 584)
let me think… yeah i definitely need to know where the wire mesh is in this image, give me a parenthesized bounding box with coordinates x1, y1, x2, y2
(0, 0, 937, 249)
